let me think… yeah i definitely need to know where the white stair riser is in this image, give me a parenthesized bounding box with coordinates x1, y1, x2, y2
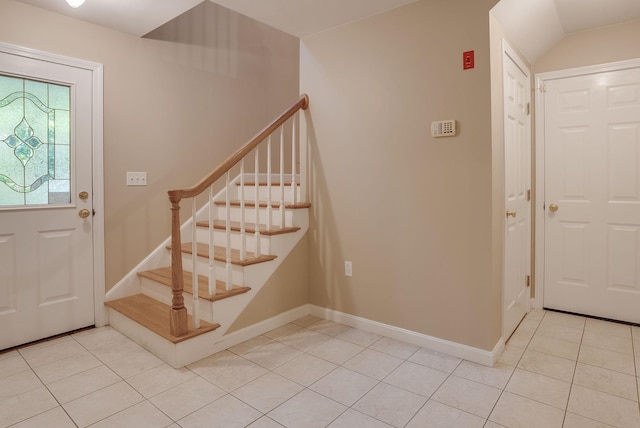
(214, 205, 309, 227)
(194, 228, 271, 254)
(139, 276, 259, 327)
(179, 254, 245, 285)
(229, 186, 301, 203)
(212, 205, 294, 227)
(107, 307, 225, 369)
(140, 277, 216, 322)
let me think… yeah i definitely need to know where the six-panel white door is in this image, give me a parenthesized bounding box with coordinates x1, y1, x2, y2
(0, 49, 95, 350)
(503, 44, 531, 340)
(544, 66, 640, 324)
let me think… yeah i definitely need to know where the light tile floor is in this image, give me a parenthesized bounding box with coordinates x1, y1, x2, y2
(1, 310, 639, 427)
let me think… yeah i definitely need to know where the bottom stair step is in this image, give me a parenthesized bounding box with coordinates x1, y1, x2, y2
(105, 294, 220, 344)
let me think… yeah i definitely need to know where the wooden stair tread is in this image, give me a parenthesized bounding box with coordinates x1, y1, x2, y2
(169, 242, 277, 266)
(196, 220, 300, 236)
(214, 200, 310, 209)
(105, 294, 220, 344)
(138, 267, 251, 302)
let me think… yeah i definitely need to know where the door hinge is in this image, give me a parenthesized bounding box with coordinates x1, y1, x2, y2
(92, 209, 96, 216)
(526, 275, 531, 287)
(538, 84, 546, 93)
(526, 102, 531, 115)
(527, 189, 531, 201)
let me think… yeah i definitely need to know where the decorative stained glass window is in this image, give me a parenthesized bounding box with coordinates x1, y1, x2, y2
(0, 74, 70, 207)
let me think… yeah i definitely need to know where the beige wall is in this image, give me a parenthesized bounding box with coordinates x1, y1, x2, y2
(229, 236, 309, 332)
(535, 18, 640, 73)
(301, 0, 501, 351)
(0, 0, 300, 292)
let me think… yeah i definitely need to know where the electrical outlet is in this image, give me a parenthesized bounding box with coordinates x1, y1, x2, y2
(345, 261, 352, 277)
(126, 172, 147, 186)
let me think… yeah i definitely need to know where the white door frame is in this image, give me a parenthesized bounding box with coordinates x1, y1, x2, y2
(0, 42, 106, 327)
(533, 57, 640, 310)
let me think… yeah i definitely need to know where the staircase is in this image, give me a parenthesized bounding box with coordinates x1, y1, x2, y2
(104, 95, 310, 368)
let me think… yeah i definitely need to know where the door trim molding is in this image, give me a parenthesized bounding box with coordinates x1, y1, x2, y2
(533, 57, 640, 310)
(0, 42, 106, 327)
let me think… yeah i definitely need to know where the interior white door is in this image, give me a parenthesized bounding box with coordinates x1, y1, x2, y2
(0, 50, 95, 349)
(503, 44, 532, 339)
(544, 65, 640, 324)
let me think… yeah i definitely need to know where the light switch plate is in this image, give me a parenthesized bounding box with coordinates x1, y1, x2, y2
(127, 172, 147, 186)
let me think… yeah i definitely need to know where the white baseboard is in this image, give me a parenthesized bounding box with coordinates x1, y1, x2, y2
(309, 305, 503, 367)
(113, 302, 504, 368)
(211, 304, 311, 353)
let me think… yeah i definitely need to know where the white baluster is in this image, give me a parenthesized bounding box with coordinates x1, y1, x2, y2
(266, 136, 272, 231)
(254, 147, 261, 257)
(225, 172, 232, 291)
(292, 116, 298, 207)
(279, 126, 285, 228)
(240, 160, 246, 260)
(208, 185, 215, 296)
(191, 199, 199, 329)
(299, 110, 308, 203)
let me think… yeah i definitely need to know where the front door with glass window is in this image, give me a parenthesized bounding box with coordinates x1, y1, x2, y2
(0, 49, 95, 350)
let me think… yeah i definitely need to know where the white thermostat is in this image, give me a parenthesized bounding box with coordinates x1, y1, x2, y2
(431, 120, 457, 138)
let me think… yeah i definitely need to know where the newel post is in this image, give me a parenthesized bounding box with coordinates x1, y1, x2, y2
(169, 191, 188, 336)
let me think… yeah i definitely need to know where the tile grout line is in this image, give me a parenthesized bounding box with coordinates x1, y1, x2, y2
(5, 312, 639, 427)
(634, 328, 640, 415)
(483, 310, 545, 427)
(237, 325, 375, 427)
(15, 339, 80, 428)
(560, 314, 586, 427)
(69, 332, 150, 428)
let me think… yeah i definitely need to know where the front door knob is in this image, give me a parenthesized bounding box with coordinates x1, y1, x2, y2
(79, 209, 91, 219)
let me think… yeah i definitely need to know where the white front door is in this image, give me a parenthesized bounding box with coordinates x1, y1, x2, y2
(543, 64, 640, 324)
(0, 48, 96, 349)
(503, 42, 531, 340)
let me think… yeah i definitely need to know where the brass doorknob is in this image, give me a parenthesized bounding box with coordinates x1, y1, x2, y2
(506, 210, 517, 218)
(79, 209, 91, 219)
(79, 191, 89, 201)
(549, 203, 559, 212)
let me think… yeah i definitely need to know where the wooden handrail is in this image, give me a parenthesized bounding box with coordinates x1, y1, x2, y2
(168, 94, 309, 203)
(167, 94, 309, 337)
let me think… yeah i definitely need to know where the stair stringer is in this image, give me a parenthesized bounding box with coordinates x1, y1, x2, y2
(105, 174, 309, 368)
(105, 217, 196, 302)
(138, 216, 308, 333)
(105, 173, 301, 302)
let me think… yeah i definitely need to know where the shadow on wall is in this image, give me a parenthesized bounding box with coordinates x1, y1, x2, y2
(143, 1, 240, 77)
(304, 109, 358, 313)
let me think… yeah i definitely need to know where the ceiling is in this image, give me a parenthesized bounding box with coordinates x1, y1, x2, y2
(17, 0, 418, 38)
(17, 0, 202, 37)
(491, 0, 640, 62)
(17, 0, 640, 60)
